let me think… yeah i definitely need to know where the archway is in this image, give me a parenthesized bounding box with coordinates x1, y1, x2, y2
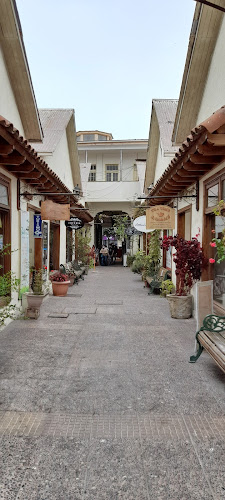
(94, 211, 131, 265)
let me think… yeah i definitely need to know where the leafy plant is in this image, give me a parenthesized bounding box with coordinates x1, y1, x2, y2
(127, 255, 135, 267)
(131, 251, 145, 274)
(161, 235, 207, 296)
(112, 215, 129, 241)
(32, 269, 43, 295)
(160, 279, 175, 297)
(0, 271, 20, 297)
(49, 272, 69, 282)
(76, 230, 91, 265)
(206, 201, 225, 264)
(148, 230, 161, 275)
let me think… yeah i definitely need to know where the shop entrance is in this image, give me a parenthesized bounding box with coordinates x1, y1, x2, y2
(94, 211, 130, 266)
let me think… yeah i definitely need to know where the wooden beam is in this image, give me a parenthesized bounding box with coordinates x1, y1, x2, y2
(207, 133, 225, 146)
(17, 171, 42, 179)
(0, 144, 14, 155)
(170, 173, 197, 183)
(6, 164, 34, 173)
(182, 161, 211, 172)
(197, 144, 225, 156)
(189, 154, 221, 164)
(0, 152, 26, 165)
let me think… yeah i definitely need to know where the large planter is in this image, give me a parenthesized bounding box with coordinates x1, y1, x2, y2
(52, 281, 70, 297)
(84, 265, 89, 275)
(167, 294, 192, 319)
(26, 293, 44, 309)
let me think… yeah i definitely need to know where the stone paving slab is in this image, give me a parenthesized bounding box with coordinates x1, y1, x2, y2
(1, 411, 225, 441)
(0, 266, 225, 499)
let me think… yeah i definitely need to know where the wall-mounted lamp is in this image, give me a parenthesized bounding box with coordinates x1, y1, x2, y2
(147, 183, 154, 193)
(73, 184, 81, 197)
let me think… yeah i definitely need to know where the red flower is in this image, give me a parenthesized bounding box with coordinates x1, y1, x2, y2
(209, 242, 216, 247)
(209, 258, 215, 264)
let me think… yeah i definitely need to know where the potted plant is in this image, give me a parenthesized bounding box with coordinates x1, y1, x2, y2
(161, 235, 207, 319)
(50, 272, 70, 297)
(26, 269, 45, 315)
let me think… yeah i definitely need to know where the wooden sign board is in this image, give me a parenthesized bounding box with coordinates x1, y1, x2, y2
(146, 205, 175, 230)
(41, 200, 70, 221)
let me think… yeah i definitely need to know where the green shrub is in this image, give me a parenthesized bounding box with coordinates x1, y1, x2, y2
(127, 255, 135, 267)
(160, 279, 175, 297)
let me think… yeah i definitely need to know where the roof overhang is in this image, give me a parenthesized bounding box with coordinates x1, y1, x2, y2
(144, 105, 160, 193)
(148, 106, 225, 205)
(0, 116, 93, 223)
(66, 114, 81, 188)
(0, 0, 43, 141)
(172, 1, 224, 145)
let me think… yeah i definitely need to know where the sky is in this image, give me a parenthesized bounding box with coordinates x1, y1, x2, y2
(16, 0, 195, 140)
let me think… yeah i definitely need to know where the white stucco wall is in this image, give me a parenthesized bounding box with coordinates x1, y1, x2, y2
(196, 16, 225, 124)
(0, 46, 25, 134)
(78, 150, 144, 184)
(42, 130, 74, 191)
(154, 142, 173, 185)
(86, 181, 140, 203)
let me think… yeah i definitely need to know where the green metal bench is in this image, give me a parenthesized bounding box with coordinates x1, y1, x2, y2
(190, 314, 225, 373)
(146, 267, 171, 295)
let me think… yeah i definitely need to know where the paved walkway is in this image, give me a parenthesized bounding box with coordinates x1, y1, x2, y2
(0, 266, 224, 499)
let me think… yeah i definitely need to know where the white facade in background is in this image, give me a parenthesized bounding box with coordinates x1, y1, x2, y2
(77, 134, 147, 248)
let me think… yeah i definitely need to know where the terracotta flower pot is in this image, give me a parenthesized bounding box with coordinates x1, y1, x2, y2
(167, 294, 192, 319)
(52, 281, 70, 297)
(26, 293, 44, 309)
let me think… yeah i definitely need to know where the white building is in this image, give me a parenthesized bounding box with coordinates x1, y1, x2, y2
(77, 131, 147, 253)
(145, 0, 225, 314)
(0, 0, 91, 305)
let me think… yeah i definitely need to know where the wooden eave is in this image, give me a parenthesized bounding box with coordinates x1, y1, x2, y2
(148, 106, 225, 205)
(0, 0, 43, 141)
(0, 116, 93, 223)
(172, 1, 224, 145)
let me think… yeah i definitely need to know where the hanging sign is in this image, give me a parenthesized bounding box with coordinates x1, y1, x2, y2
(65, 217, 84, 230)
(133, 215, 153, 233)
(34, 214, 42, 238)
(146, 205, 175, 230)
(41, 200, 70, 221)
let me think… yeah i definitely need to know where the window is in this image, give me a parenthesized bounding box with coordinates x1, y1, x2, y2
(83, 134, 95, 142)
(98, 134, 107, 141)
(105, 165, 119, 182)
(207, 184, 218, 207)
(88, 164, 96, 182)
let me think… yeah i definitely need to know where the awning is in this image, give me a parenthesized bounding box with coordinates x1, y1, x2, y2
(0, 116, 93, 223)
(148, 106, 225, 205)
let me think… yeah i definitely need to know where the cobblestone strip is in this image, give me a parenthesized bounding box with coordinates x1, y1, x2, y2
(0, 411, 225, 440)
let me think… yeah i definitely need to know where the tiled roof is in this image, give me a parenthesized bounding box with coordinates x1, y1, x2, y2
(31, 109, 74, 153)
(149, 106, 225, 205)
(153, 99, 178, 153)
(0, 116, 93, 222)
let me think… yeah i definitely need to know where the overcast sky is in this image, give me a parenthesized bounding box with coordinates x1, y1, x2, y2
(16, 0, 195, 140)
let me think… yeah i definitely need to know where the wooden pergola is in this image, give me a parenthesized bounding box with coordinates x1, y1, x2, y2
(0, 116, 93, 223)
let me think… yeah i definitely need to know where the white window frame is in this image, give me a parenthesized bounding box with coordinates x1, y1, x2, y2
(88, 164, 96, 182)
(105, 164, 119, 182)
